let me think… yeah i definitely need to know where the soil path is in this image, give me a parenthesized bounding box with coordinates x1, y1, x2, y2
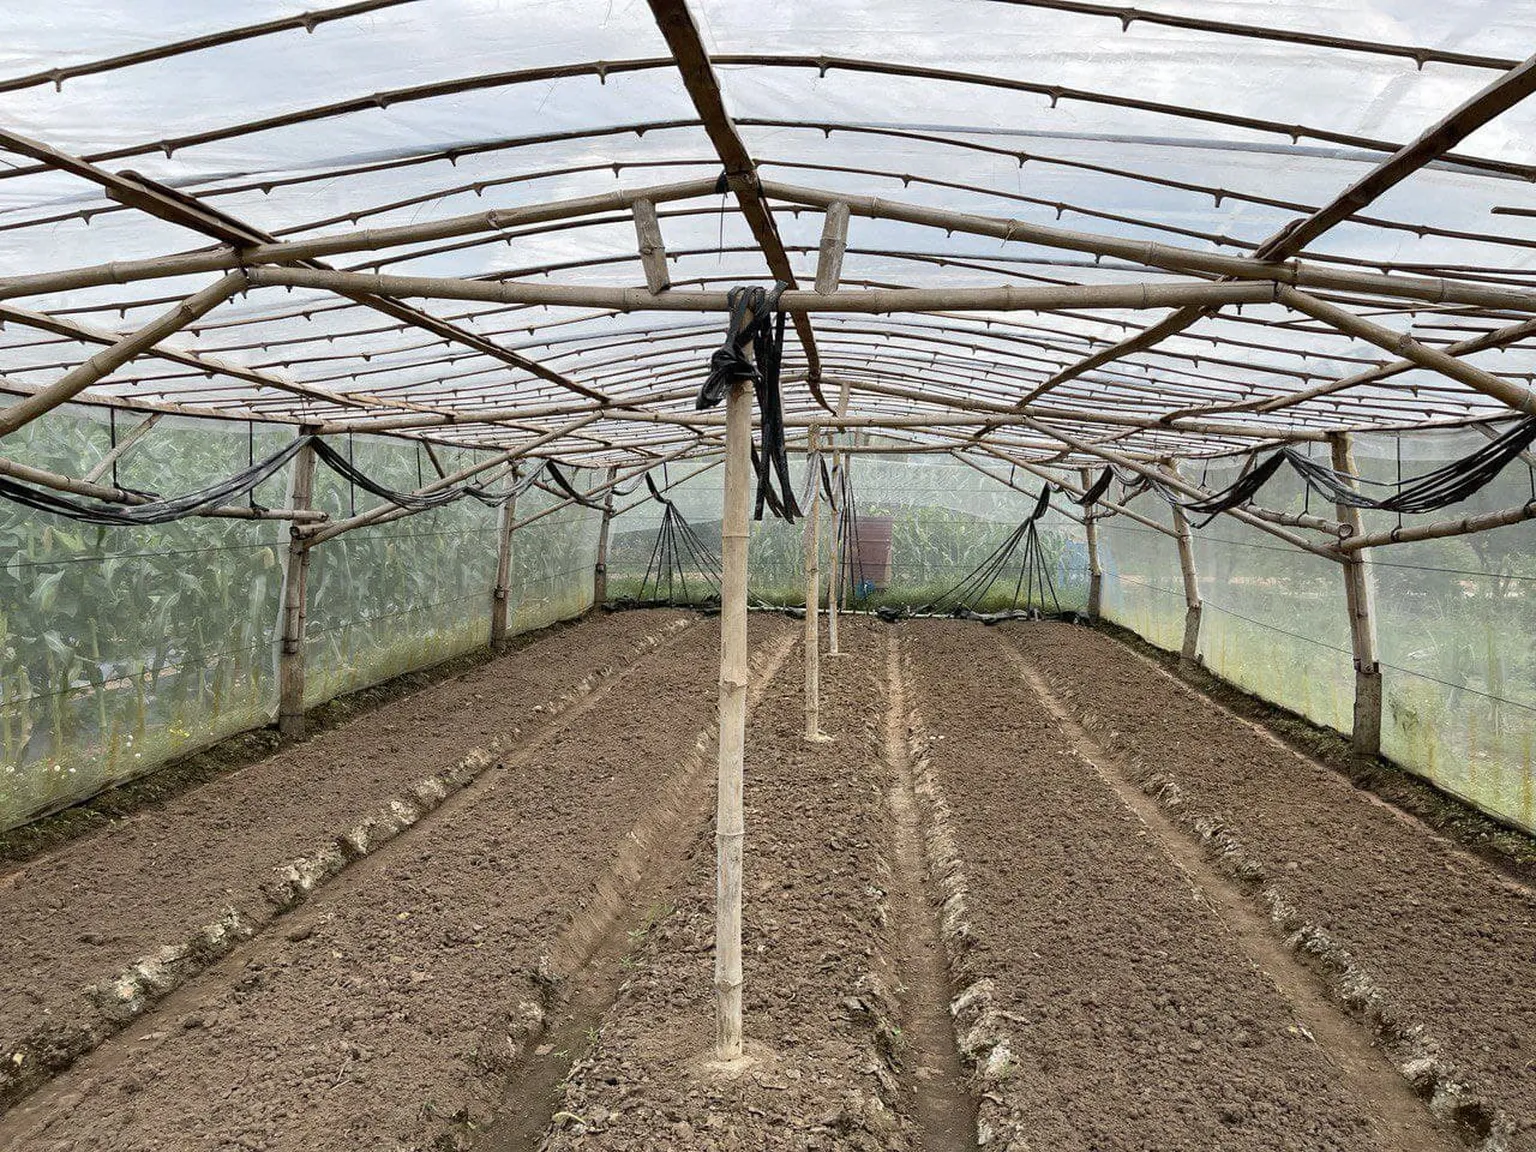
(0, 615, 786, 1151)
(543, 618, 916, 1151)
(1006, 622, 1536, 1149)
(878, 633, 980, 1152)
(1001, 641, 1458, 1152)
(901, 619, 1407, 1151)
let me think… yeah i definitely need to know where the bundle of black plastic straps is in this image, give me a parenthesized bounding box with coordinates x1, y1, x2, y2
(1083, 416, 1536, 525)
(696, 283, 801, 523)
(0, 435, 546, 527)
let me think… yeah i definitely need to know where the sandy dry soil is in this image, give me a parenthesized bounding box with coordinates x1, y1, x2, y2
(543, 619, 914, 1152)
(1, 613, 1530, 1151)
(0, 612, 790, 1150)
(1005, 622, 1536, 1151)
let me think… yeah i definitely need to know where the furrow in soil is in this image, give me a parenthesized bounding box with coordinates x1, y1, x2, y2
(0, 614, 775, 1152)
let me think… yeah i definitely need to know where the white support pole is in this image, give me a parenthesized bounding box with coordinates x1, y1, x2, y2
(593, 465, 618, 609)
(277, 436, 319, 739)
(490, 484, 518, 648)
(1080, 466, 1104, 620)
(1165, 461, 1203, 666)
(715, 379, 752, 1061)
(1330, 433, 1383, 760)
(803, 428, 823, 741)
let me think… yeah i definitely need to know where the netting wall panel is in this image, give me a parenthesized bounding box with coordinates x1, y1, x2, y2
(0, 405, 290, 828)
(1095, 500, 1186, 653)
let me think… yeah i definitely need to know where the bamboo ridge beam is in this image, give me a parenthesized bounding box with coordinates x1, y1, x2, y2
(243, 267, 1284, 312)
(0, 272, 246, 437)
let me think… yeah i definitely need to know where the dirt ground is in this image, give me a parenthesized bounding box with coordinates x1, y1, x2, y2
(1004, 621, 1536, 1151)
(0, 612, 1530, 1150)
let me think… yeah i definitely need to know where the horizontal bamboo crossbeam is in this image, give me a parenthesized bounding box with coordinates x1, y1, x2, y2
(1343, 501, 1536, 550)
(0, 454, 328, 523)
(760, 182, 1536, 313)
(0, 178, 721, 302)
(243, 268, 1283, 312)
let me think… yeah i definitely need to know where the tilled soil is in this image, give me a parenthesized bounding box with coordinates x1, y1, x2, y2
(1004, 622, 1536, 1150)
(0, 614, 790, 1151)
(544, 619, 914, 1152)
(902, 620, 1406, 1152)
(0, 609, 694, 1111)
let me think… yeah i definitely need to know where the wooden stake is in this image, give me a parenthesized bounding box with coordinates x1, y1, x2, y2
(715, 378, 752, 1061)
(490, 483, 518, 648)
(277, 436, 319, 739)
(593, 465, 618, 609)
(803, 429, 823, 740)
(1080, 466, 1103, 619)
(1165, 461, 1203, 665)
(1329, 433, 1382, 760)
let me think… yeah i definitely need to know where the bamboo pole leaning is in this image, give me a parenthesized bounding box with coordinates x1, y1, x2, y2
(1163, 461, 1204, 666)
(0, 272, 246, 437)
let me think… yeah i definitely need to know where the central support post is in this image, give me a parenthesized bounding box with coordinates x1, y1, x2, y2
(277, 434, 319, 739)
(714, 379, 752, 1060)
(593, 464, 618, 610)
(803, 428, 823, 740)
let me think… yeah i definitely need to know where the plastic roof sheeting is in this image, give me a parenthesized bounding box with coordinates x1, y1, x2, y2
(0, 0, 1533, 465)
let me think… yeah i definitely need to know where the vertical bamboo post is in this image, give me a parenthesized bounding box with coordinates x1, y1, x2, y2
(1165, 461, 1202, 666)
(803, 428, 823, 741)
(1330, 432, 1382, 760)
(1080, 466, 1103, 620)
(490, 482, 518, 648)
(715, 378, 753, 1061)
(593, 465, 618, 610)
(277, 434, 319, 739)
(826, 449, 843, 656)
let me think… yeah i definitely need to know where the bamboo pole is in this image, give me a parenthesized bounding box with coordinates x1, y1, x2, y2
(0, 453, 326, 523)
(1340, 498, 1536, 550)
(0, 179, 720, 302)
(633, 200, 671, 295)
(0, 272, 245, 437)
(1278, 287, 1536, 416)
(1081, 466, 1103, 619)
(81, 413, 161, 484)
(277, 437, 319, 740)
(593, 465, 618, 609)
(803, 428, 824, 742)
(1328, 434, 1382, 759)
(243, 266, 1286, 314)
(490, 483, 518, 649)
(760, 181, 1536, 313)
(305, 414, 602, 546)
(1164, 461, 1203, 665)
(1016, 415, 1346, 563)
(714, 379, 752, 1062)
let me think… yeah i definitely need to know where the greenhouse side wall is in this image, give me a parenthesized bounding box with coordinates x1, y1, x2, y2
(0, 406, 601, 832)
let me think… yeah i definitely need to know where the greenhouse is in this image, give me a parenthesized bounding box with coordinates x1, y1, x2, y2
(0, 0, 1533, 1148)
